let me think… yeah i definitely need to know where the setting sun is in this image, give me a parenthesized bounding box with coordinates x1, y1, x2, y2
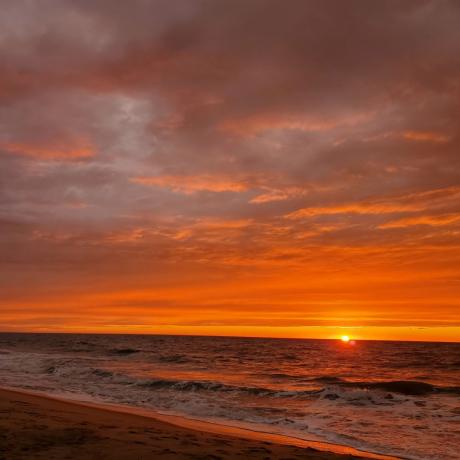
(341, 335, 350, 343)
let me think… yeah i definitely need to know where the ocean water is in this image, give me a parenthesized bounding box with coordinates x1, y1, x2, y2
(0, 333, 458, 460)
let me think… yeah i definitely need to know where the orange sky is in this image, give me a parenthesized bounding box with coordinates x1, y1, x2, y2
(0, 1, 459, 342)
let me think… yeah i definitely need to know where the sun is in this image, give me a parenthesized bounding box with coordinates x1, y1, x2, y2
(341, 335, 350, 342)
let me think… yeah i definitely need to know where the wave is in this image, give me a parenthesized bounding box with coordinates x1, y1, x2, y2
(40, 352, 460, 398)
(305, 376, 459, 396)
(339, 379, 460, 396)
(158, 354, 190, 364)
(312, 376, 346, 384)
(136, 376, 460, 399)
(315, 376, 459, 395)
(134, 377, 323, 399)
(112, 348, 141, 355)
(92, 369, 114, 378)
(264, 373, 305, 380)
(356, 380, 434, 395)
(39, 358, 460, 403)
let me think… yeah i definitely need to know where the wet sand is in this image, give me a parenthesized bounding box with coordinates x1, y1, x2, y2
(0, 388, 385, 459)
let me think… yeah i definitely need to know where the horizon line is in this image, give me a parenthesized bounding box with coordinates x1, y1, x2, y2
(0, 330, 458, 344)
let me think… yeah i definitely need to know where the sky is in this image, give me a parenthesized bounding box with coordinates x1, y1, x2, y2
(1, 0, 459, 341)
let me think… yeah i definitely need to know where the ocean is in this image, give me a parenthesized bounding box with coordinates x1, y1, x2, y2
(0, 333, 458, 460)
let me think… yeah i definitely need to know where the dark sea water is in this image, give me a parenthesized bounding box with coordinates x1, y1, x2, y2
(0, 333, 458, 459)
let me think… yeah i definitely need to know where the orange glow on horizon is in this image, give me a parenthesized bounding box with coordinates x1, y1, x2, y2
(0, 266, 459, 342)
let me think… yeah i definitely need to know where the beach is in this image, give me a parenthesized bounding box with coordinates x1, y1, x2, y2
(0, 388, 383, 460)
(1, 334, 458, 459)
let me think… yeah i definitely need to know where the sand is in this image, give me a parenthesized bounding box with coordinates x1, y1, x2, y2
(0, 388, 388, 460)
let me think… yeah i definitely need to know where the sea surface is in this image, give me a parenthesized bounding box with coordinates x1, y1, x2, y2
(0, 333, 458, 460)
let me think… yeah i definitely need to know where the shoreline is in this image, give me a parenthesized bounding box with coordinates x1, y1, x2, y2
(0, 386, 401, 460)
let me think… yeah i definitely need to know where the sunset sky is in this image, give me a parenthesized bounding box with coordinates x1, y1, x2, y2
(1, 1, 459, 341)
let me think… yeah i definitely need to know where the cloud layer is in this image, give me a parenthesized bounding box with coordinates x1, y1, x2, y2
(1, 0, 459, 339)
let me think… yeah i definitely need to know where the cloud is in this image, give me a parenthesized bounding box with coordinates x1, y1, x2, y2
(2, 141, 94, 160)
(250, 187, 309, 204)
(380, 213, 460, 229)
(218, 112, 373, 137)
(286, 186, 460, 219)
(403, 130, 451, 143)
(286, 202, 422, 218)
(132, 175, 250, 194)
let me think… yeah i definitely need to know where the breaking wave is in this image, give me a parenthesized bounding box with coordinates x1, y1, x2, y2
(69, 366, 460, 400)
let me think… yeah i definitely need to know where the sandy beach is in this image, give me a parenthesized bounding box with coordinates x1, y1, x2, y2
(0, 388, 385, 460)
